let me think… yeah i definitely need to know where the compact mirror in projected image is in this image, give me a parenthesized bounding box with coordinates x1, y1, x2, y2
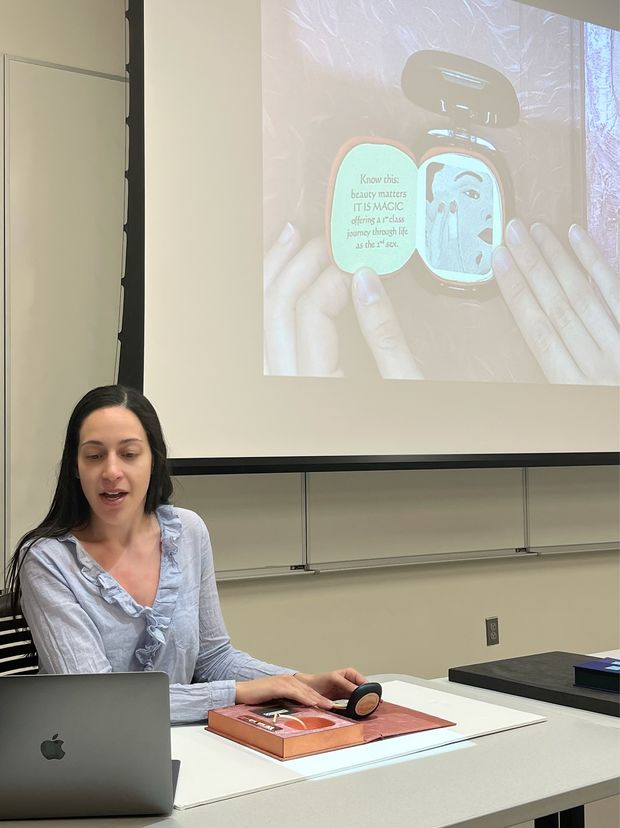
(328, 142, 504, 286)
(327, 51, 517, 289)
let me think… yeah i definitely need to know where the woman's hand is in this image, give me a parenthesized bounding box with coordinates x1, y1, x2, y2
(426, 200, 463, 272)
(264, 222, 422, 379)
(351, 268, 423, 379)
(294, 667, 368, 700)
(264, 224, 348, 377)
(493, 220, 620, 385)
(235, 674, 335, 710)
(234, 667, 368, 709)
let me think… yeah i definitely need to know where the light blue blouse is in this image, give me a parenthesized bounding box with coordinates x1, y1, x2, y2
(19, 506, 295, 722)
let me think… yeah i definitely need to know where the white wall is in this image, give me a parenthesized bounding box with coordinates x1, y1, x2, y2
(0, 0, 124, 75)
(0, 0, 126, 568)
(172, 467, 619, 675)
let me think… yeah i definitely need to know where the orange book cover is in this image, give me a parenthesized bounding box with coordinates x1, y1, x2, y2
(207, 700, 455, 760)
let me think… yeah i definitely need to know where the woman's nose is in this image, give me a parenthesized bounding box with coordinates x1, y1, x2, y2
(102, 455, 121, 480)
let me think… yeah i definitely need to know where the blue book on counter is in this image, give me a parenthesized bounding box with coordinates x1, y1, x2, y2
(574, 659, 620, 694)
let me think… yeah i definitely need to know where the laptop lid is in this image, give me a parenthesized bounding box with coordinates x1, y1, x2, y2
(0, 672, 175, 819)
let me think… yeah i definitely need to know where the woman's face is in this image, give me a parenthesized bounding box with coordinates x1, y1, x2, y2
(76, 406, 153, 531)
(430, 163, 495, 274)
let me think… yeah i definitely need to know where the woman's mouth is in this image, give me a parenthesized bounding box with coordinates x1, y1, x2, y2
(100, 491, 128, 504)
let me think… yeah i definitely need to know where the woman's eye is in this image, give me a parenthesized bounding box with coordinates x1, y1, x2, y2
(123, 452, 138, 459)
(85, 454, 101, 461)
(464, 188, 480, 200)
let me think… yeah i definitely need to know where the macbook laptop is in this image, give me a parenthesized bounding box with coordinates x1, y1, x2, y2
(0, 671, 177, 819)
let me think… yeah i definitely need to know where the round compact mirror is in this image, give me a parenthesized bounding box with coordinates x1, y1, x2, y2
(332, 682, 383, 720)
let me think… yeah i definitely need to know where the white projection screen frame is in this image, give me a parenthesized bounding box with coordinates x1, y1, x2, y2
(133, 0, 620, 468)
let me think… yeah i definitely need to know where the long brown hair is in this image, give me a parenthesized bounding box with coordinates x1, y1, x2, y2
(5, 385, 173, 614)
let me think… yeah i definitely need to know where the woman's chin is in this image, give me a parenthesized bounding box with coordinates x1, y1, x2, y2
(90, 497, 141, 527)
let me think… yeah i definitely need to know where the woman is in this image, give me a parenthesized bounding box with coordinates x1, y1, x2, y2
(6, 385, 366, 722)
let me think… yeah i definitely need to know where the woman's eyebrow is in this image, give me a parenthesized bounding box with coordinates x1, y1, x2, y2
(80, 438, 144, 447)
(454, 170, 483, 183)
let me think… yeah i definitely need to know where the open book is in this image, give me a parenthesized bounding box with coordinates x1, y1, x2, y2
(207, 699, 455, 760)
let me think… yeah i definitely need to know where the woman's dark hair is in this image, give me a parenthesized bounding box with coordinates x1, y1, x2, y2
(5, 385, 173, 614)
(426, 162, 445, 202)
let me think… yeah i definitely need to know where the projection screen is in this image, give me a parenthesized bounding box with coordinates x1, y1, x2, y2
(138, 0, 620, 464)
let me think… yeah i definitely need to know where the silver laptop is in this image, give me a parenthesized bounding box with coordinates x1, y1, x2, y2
(0, 672, 176, 819)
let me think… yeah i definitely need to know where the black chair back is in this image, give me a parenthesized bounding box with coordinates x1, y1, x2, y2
(0, 592, 38, 675)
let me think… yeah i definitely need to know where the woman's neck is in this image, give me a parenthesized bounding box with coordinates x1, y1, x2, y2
(75, 509, 158, 550)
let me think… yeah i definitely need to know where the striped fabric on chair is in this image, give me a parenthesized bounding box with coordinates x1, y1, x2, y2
(0, 592, 38, 676)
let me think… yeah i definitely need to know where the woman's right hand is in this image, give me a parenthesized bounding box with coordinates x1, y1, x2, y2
(235, 674, 335, 710)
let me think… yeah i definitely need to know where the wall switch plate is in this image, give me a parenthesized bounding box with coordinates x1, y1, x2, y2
(485, 616, 500, 646)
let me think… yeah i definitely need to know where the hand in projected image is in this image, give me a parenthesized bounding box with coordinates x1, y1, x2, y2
(264, 223, 422, 378)
(351, 267, 423, 379)
(426, 200, 465, 273)
(493, 220, 620, 385)
(264, 223, 346, 376)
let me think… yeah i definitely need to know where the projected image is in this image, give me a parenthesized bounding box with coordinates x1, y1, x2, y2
(585, 25, 620, 274)
(262, 0, 620, 385)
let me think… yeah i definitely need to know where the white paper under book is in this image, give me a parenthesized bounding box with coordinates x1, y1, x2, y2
(171, 680, 546, 809)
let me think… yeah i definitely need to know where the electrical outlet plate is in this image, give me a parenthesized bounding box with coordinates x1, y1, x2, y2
(485, 616, 500, 646)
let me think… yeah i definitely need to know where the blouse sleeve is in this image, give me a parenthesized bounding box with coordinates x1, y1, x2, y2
(19, 543, 114, 675)
(167, 517, 296, 721)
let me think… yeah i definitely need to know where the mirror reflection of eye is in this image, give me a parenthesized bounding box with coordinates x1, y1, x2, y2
(464, 188, 480, 200)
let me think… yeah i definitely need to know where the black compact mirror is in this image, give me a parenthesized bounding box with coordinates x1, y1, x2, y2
(331, 682, 383, 720)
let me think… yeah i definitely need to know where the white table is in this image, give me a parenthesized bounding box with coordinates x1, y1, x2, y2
(4, 672, 619, 828)
(434, 651, 620, 828)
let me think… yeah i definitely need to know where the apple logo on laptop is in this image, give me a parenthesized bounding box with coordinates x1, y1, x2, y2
(40, 733, 65, 760)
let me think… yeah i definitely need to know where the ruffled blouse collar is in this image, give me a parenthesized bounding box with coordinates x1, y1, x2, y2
(63, 505, 183, 670)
